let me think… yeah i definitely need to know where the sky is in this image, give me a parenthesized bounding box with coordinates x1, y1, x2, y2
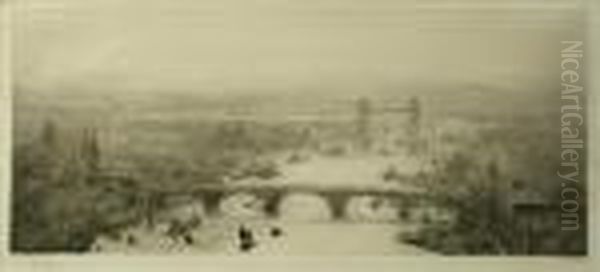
(9, 0, 586, 96)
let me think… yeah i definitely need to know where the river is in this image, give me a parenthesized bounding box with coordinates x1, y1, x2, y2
(92, 153, 435, 255)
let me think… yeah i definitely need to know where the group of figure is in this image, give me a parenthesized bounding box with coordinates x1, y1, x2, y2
(163, 216, 285, 253)
(237, 225, 284, 252)
(164, 216, 202, 246)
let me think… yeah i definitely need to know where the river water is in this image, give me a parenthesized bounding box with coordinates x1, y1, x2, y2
(92, 154, 435, 255)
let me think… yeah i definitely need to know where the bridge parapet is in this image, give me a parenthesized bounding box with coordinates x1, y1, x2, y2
(145, 182, 430, 222)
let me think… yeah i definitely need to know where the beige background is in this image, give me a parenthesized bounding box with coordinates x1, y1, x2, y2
(1, 0, 599, 271)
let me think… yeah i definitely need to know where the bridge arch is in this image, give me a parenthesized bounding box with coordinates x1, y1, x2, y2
(146, 183, 427, 223)
(277, 193, 333, 221)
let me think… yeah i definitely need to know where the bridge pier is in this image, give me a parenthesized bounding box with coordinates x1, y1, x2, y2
(324, 193, 352, 221)
(199, 191, 225, 216)
(263, 193, 284, 218)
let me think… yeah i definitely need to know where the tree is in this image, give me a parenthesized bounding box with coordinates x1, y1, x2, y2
(81, 127, 101, 173)
(40, 119, 58, 149)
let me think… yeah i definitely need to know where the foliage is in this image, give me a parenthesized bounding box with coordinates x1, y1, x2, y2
(11, 122, 138, 252)
(405, 122, 587, 255)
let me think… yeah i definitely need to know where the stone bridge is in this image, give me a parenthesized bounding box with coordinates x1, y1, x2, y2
(133, 182, 430, 223)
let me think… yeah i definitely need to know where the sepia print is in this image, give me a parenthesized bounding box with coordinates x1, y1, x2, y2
(4, 0, 591, 258)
